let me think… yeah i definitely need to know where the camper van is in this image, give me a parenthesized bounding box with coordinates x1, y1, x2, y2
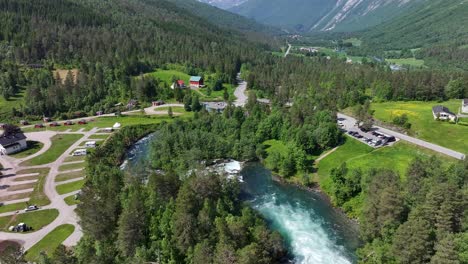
(85, 141, 96, 148)
(72, 149, 87, 156)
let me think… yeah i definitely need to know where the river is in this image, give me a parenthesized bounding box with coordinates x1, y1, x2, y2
(124, 135, 359, 264)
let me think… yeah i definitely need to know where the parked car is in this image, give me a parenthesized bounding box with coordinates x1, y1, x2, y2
(34, 124, 44, 128)
(64, 120, 74, 126)
(355, 134, 363, 139)
(43, 117, 52, 122)
(78, 119, 87, 125)
(24, 205, 39, 212)
(19, 120, 29, 125)
(9, 223, 31, 232)
(50, 122, 60, 127)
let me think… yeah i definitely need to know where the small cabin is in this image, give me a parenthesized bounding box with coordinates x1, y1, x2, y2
(0, 130, 27, 155)
(432, 105, 457, 122)
(171, 80, 186, 89)
(462, 99, 468, 114)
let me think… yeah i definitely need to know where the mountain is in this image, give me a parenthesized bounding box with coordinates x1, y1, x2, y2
(230, 0, 422, 32)
(197, 0, 247, 9)
(167, 0, 279, 36)
(357, 0, 468, 70)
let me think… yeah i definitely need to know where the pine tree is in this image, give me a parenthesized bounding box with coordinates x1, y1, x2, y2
(431, 234, 460, 264)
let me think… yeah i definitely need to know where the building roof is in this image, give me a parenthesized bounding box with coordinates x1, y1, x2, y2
(0, 132, 26, 147)
(177, 80, 185, 85)
(432, 105, 456, 116)
(190, 76, 202, 82)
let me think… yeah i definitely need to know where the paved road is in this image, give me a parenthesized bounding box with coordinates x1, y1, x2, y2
(234, 74, 248, 107)
(284, 44, 292, 58)
(338, 113, 466, 160)
(143, 103, 184, 115)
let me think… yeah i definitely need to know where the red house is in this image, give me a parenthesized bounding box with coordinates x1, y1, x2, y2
(171, 80, 186, 89)
(189, 76, 204, 88)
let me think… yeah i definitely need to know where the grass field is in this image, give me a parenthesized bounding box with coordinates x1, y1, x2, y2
(64, 195, 80, 206)
(25, 224, 75, 262)
(0, 209, 59, 232)
(64, 155, 85, 162)
(9, 141, 44, 159)
(371, 100, 467, 153)
(0, 89, 26, 122)
(317, 137, 457, 194)
(58, 162, 85, 172)
(386, 58, 425, 67)
(55, 170, 85, 182)
(87, 134, 110, 140)
(155, 106, 186, 113)
(147, 69, 191, 85)
(56, 179, 85, 195)
(21, 135, 82, 166)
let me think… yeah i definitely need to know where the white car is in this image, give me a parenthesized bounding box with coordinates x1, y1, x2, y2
(24, 205, 39, 212)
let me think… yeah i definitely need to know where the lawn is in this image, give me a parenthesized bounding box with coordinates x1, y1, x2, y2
(0, 209, 59, 232)
(386, 58, 425, 67)
(59, 162, 85, 172)
(25, 224, 75, 262)
(371, 100, 468, 153)
(155, 106, 186, 112)
(87, 134, 110, 140)
(0, 89, 26, 122)
(64, 195, 80, 206)
(64, 155, 85, 162)
(56, 179, 85, 195)
(21, 134, 83, 166)
(10, 168, 51, 208)
(0, 203, 26, 214)
(9, 141, 44, 159)
(317, 137, 457, 194)
(147, 69, 191, 85)
(55, 170, 85, 182)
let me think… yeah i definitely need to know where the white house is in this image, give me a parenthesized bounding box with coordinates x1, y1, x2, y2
(462, 99, 468, 113)
(432, 105, 457, 122)
(0, 131, 27, 155)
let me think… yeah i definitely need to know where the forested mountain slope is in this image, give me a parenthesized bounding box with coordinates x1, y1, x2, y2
(0, 0, 270, 120)
(354, 0, 468, 70)
(167, 0, 280, 36)
(229, 0, 421, 32)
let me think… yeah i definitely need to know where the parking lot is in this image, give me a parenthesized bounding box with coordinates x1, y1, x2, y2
(338, 116, 398, 148)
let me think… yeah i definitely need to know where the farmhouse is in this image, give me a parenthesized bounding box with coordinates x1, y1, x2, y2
(171, 80, 186, 89)
(432, 105, 457, 122)
(0, 129, 27, 155)
(189, 76, 204, 88)
(462, 99, 468, 113)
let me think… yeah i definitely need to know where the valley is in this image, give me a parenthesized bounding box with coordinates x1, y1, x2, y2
(0, 0, 467, 263)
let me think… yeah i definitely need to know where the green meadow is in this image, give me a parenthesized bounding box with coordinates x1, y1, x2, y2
(371, 100, 467, 153)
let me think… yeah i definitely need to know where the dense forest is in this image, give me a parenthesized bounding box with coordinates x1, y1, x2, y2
(69, 124, 286, 264)
(246, 56, 468, 107)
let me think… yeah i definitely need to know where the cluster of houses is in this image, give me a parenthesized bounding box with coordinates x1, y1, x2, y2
(299, 47, 318, 53)
(432, 99, 468, 122)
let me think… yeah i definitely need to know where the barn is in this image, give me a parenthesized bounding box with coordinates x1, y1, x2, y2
(189, 76, 204, 88)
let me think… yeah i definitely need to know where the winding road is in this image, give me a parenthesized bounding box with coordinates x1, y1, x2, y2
(284, 44, 292, 58)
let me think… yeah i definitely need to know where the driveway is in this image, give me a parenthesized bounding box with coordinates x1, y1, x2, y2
(338, 113, 466, 160)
